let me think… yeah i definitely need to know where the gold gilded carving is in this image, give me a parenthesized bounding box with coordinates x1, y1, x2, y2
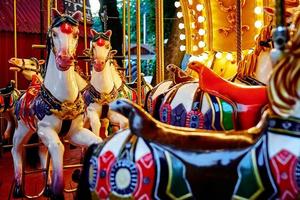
(216, 0, 250, 37)
(51, 95, 85, 120)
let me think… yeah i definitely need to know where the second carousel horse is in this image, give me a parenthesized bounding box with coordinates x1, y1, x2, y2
(11, 9, 101, 199)
(145, 23, 274, 130)
(83, 29, 152, 139)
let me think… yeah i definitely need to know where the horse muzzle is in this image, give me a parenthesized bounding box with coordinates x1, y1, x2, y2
(56, 54, 75, 71)
(93, 60, 105, 72)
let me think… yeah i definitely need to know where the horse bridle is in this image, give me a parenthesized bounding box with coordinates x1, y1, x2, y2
(18, 58, 41, 74)
(47, 14, 79, 57)
(90, 33, 113, 66)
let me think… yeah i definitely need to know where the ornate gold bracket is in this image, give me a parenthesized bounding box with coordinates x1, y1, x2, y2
(216, 0, 250, 37)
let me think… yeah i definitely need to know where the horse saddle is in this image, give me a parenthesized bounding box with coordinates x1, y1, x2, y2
(167, 64, 195, 84)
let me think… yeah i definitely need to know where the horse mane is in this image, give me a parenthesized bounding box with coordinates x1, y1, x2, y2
(111, 59, 127, 83)
(237, 20, 273, 79)
(268, 14, 300, 118)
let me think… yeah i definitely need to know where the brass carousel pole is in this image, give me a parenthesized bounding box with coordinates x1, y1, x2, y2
(159, 0, 164, 81)
(47, 0, 51, 27)
(83, 0, 89, 75)
(155, 0, 160, 83)
(54, 0, 57, 9)
(236, 0, 242, 63)
(136, 0, 142, 105)
(122, 0, 126, 70)
(13, 0, 18, 88)
(155, 0, 164, 83)
(127, 0, 131, 82)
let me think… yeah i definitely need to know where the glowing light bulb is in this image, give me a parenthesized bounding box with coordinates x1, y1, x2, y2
(226, 53, 233, 61)
(216, 52, 222, 59)
(180, 34, 186, 40)
(196, 4, 204, 11)
(188, 0, 193, 5)
(180, 45, 186, 51)
(255, 20, 263, 28)
(192, 45, 199, 51)
(254, 7, 262, 15)
(174, 1, 180, 8)
(177, 12, 183, 18)
(198, 29, 205, 36)
(179, 23, 184, 29)
(198, 41, 205, 48)
(248, 49, 254, 54)
(198, 16, 205, 23)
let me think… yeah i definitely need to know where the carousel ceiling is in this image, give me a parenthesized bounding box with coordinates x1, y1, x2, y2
(179, 0, 273, 55)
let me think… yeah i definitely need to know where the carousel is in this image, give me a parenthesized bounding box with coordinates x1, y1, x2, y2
(0, 0, 299, 199)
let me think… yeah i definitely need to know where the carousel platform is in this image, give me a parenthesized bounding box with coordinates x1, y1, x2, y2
(0, 143, 82, 200)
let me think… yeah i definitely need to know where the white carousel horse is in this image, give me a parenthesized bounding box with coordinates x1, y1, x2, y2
(145, 23, 274, 130)
(9, 57, 45, 81)
(11, 9, 101, 199)
(77, 22, 300, 197)
(83, 29, 152, 139)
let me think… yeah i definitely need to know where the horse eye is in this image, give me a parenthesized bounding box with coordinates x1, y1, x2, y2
(52, 32, 57, 37)
(73, 33, 78, 39)
(31, 63, 34, 66)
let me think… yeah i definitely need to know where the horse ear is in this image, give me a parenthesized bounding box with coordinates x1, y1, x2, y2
(38, 60, 45, 65)
(72, 11, 83, 22)
(110, 50, 118, 57)
(90, 29, 98, 37)
(104, 30, 112, 38)
(52, 8, 61, 19)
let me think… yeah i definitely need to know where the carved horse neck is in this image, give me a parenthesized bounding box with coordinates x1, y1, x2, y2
(236, 24, 273, 85)
(110, 63, 123, 89)
(90, 59, 115, 94)
(44, 51, 79, 102)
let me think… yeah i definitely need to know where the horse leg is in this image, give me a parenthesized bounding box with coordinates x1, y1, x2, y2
(11, 120, 34, 197)
(86, 106, 101, 137)
(37, 124, 64, 200)
(3, 109, 15, 141)
(68, 115, 102, 147)
(38, 145, 52, 196)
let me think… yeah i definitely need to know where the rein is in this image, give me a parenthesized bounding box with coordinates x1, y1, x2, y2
(19, 58, 41, 74)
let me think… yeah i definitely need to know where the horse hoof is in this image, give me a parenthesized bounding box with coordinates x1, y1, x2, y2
(72, 169, 81, 183)
(43, 184, 52, 197)
(13, 184, 24, 198)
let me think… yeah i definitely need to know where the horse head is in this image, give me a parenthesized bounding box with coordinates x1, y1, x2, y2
(8, 57, 44, 81)
(268, 11, 300, 119)
(48, 8, 81, 71)
(237, 21, 274, 86)
(89, 29, 116, 72)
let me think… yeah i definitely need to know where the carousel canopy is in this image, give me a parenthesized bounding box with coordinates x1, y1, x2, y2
(179, 0, 273, 55)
